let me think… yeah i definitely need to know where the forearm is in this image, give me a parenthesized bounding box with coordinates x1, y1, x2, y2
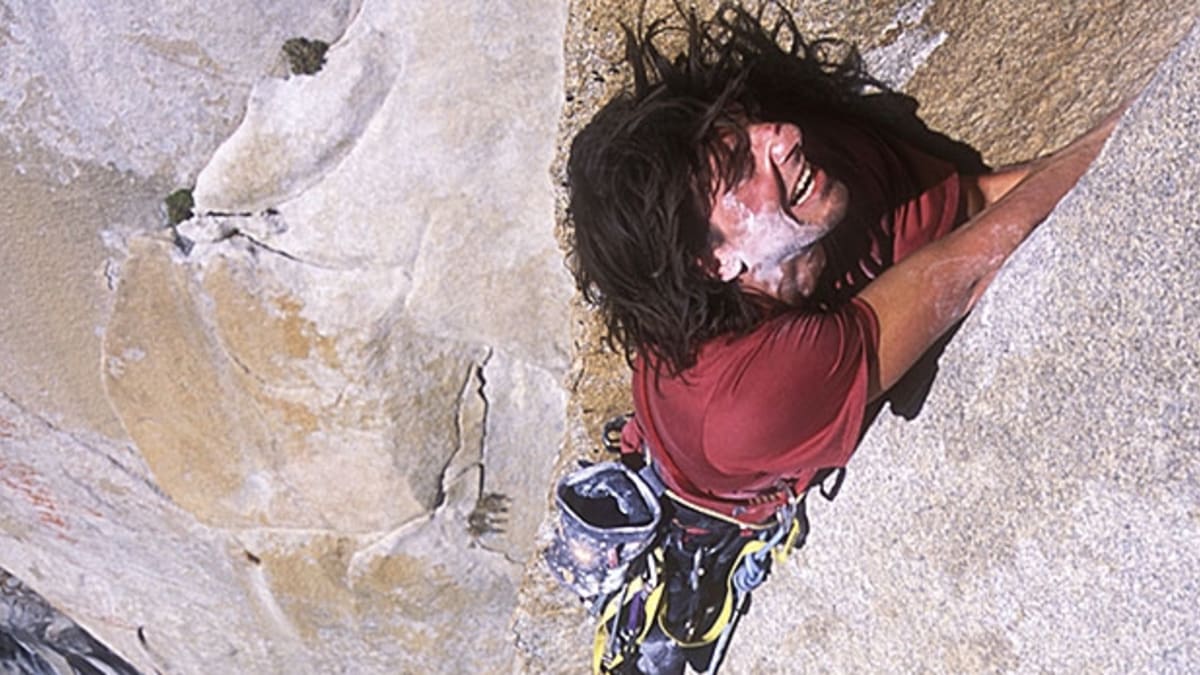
(859, 117, 1114, 397)
(960, 118, 1117, 304)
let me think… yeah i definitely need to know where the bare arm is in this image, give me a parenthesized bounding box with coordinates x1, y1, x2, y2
(858, 112, 1121, 399)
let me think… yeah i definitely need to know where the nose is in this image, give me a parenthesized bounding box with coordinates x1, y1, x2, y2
(751, 123, 802, 167)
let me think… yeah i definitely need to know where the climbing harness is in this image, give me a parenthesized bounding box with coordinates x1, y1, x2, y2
(546, 414, 845, 674)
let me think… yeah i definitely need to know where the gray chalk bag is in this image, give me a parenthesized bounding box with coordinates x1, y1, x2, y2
(543, 462, 662, 605)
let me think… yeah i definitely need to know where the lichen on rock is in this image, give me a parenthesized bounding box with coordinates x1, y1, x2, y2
(282, 37, 330, 75)
(163, 188, 194, 225)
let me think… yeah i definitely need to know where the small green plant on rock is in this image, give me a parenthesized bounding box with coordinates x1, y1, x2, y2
(283, 37, 330, 75)
(164, 188, 194, 225)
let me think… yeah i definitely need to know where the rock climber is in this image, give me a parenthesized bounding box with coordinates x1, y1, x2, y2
(561, 3, 1122, 672)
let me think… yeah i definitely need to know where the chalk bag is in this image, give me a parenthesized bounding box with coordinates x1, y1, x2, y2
(544, 462, 662, 605)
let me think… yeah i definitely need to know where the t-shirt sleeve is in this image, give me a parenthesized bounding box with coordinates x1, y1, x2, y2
(700, 297, 879, 488)
(888, 140, 964, 261)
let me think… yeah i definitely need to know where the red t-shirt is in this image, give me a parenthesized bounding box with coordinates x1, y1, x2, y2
(623, 121, 964, 524)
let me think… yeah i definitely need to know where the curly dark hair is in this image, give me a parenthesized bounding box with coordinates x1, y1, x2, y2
(566, 2, 887, 375)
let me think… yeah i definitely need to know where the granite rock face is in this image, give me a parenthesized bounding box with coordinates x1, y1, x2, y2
(2, 0, 1197, 672)
(0, 0, 356, 442)
(3, 0, 569, 672)
(0, 396, 285, 671)
(515, 2, 1199, 673)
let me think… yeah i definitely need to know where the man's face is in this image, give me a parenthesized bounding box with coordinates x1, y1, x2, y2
(708, 122, 849, 305)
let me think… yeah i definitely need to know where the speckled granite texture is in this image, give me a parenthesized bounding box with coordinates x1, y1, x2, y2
(1, 1, 570, 672)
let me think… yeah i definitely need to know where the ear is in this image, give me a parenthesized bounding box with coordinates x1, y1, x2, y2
(711, 247, 745, 282)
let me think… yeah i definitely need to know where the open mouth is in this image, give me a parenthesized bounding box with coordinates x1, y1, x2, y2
(789, 163, 816, 208)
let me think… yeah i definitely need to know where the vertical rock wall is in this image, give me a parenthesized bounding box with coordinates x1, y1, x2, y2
(4, 0, 1197, 672)
(1, 0, 358, 440)
(3, 0, 571, 672)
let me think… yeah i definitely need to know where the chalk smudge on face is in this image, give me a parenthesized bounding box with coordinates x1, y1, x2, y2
(714, 192, 827, 291)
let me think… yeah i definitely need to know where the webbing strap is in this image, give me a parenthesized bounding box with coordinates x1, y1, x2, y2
(635, 461, 666, 499)
(590, 484, 812, 673)
(592, 559, 665, 674)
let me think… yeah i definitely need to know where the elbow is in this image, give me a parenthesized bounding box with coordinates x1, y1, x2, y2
(956, 277, 990, 319)
(934, 289, 975, 329)
(922, 252, 1006, 323)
